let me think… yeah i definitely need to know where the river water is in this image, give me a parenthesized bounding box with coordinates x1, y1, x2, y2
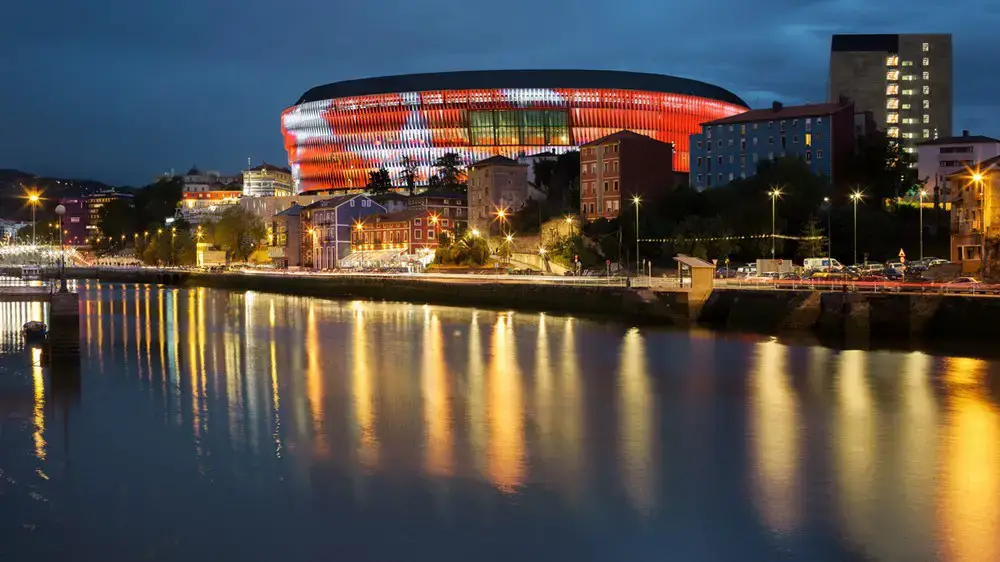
(1, 282, 999, 561)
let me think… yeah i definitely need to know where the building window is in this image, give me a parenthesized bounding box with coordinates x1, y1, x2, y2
(768, 136, 774, 145)
(603, 181, 609, 191)
(718, 140, 722, 148)
(805, 133, 812, 146)
(793, 135, 799, 144)
(805, 151, 812, 163)
(717, 156, 723, 165)
(817, 117, 823, 124)
(740, 172, 746, 179)
(817, 150, 823, 159)
(805, 118, 812, 131)
(696, 140, 702, 149)
(768, 152, 774, 160)
(729, 155, 734, 164)
(740, 138, 746, 150)
(753, 153, 759, 163)
(753, 137, 758, 146)
(696, 157, 702, 167)
(768, 121, 773, 129)
(613, 161, 618, 172)
(922, 57, 930, 66)
(922, 85, 930, 95)
(887, 84, 899, 95)
(740, 155, 746, 166)
(922, 71, 930, 80)
(613, 181, 619, 191)
(902, 89, 914, 96)
(887, 127, 899, 138)
(728, 173, 734, 181)
(729, 125, 734, 132)
(886, 55, 899, 66)
(780, 121, 786, 132)
(718, 174, 723, 183)
(728, 139, 734, 147)
(753, 123, 758, 130)
(923, 99, 930, 109)
(414, 230, 422, 240)
(923, 129, 930, 138)
(792, 119, 798, 128)
(887, 112, 899, 124)
(414, 218, 422, 226)
(887, 70, 900, 80)
(707, 175, 712, 187)
(922, 42, 930, 52)
(923, 114, 930, 123)
(697, 174, 702, 183)
(887, 98, 899, 109)
(740, 124, 746, 135)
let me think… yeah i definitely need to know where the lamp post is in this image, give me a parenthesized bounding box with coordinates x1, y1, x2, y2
(972, 171, 988, 272)
(54, 204, 67, 292)
(494, 207, 507, 238)
(565, 215, 575, 237)
(919, 189, 927, 261)
(768, 187, 782, 260)
(632, 195, 641, 274)
(850, 190, 864, 266)
(824, 196, 832, 262)
(27, 192, 40, 246)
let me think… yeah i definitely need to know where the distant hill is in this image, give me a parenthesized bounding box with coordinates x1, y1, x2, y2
(0, 168, 118, 222)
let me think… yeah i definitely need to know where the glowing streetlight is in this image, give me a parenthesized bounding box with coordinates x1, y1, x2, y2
(632, 195, 641, 273)
(919, 189, 928, 261)
(471, 228, 480, 238)
(768, 187, 783, 259)
(25, 190, 41, 245)
(823, 196, 833, 261)
(850, 190, 864, 266)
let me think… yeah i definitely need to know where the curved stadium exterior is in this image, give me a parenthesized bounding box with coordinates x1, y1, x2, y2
(281, 70, 748, 193)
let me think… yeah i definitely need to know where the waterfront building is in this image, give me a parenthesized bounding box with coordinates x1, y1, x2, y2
(179, 187, 243, 224)
(372, 192, 410, 214)
(182, 167, 241, 193)
(243, 163, 293, 197)
(829, 33, 953, 155)
(304, 194, 385, 269)
(58, 190, 133, 243)
(240, 194, 327, 224)
(281, 69, 747, 193)
(688, 101, 856, 190)
(918, 131, 1000, 202)
(467, 156, 527, 232)
(947, 155, 1000, 270)
(268, 203, 307, 268)
(580, 130, 674, 220)
(349, 209, 448, 266)
(407, 190, 468, 231)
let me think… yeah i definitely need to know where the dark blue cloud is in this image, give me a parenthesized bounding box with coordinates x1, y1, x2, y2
(2, 0, 997, 185)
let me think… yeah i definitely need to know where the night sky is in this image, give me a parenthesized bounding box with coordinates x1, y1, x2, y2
(3, 0, 998, 186)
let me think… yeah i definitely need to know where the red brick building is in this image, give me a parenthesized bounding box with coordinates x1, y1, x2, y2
(351, 209, 457, 255)
(579, 130, 674, 221)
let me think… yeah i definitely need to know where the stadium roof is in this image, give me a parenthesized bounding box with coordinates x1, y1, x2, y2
(293, 70, 747, 108)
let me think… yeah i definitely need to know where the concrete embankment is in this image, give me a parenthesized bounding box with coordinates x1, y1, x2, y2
(7, 266, 997, 345)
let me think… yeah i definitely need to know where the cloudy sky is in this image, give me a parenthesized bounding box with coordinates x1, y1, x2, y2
(2, 0, 998, 185)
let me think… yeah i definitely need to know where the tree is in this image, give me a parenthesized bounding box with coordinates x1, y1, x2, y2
(97, 199, 136, 244)
(842, 133, 918, 201)
(796, 216, 826, 258)
(139, 228, 196, 266)
(532, 159, 556, 193)
(210, 206, 266, 262)
(366, 167, 393, 195)
(133, 176, 183, 227)
(400, 156, 418, 196)
(433, 153, 465, 191)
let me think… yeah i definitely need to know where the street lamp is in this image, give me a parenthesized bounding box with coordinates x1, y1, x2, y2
(919, 189, 928, 261)
(471, 228, 480, 238)
(565, 215, 575, 237)
(54, 204, 67, 292)
(494, 207, 508, 238)
(850, 190, 864, 266)
(824, 196, 832, 262)
(632, 195, 641, 274)
(768, 187, 783, 259)
(26, 191, 41, 246)
(970, 170, 989, 271)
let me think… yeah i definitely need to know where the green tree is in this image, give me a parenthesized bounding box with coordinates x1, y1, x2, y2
(433, 153, 465, 191)
(796, 216, 826, 258)
(366, 167, 393, 195)
(133, 176, 183, 227)
(97, 198, 136, 244)
(400, 156, 418, 196)
(210, 206, 266, 262)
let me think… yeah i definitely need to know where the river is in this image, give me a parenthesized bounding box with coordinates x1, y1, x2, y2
(1, 282, 999, 561)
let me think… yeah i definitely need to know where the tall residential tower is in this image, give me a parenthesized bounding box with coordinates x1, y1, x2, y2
(829, 33, 952, 155)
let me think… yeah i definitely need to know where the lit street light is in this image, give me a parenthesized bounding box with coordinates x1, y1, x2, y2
(969, 169, 989, 271)
(768, 187, 783, 260)
(824, 196, 832, 262)
(26, 191, 41, 246)
(919, 189, 928, 261)
(850, 190, 864, 266)
(54, 204, 67, 292)
(632, 195, 641, 274)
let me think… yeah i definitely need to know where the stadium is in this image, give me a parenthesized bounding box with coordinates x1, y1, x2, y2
(281, 70, 748, 193)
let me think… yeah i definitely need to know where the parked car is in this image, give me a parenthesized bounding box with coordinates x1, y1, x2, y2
(943, 277, 989, 293)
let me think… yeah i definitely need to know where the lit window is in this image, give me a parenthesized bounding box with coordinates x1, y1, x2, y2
(805, 133, 812, 146)
(886, 70, 900, 80)
(922, 57, 930, 66)
(922, 85, 930, 94)
(922, 42, 930, 52)
(887, 112, 899, 124)
(902, 60, 913, 66)
(923, 99, 930, 109)
(923, 129, 930, 138)
(923, 114, 930, 124)
(817, 117, 823, 124)
(886, 55, 899, 66)
(902, 89, 914, 96)
(887, 127, 900, 138)
(886, 84, 899, 95)
(901, 103, 911, 110)
(902, 75, 916, 81)
(887, 98, 899, 109)
(902, 132, 916, 139)
(922, 71, 930, 80)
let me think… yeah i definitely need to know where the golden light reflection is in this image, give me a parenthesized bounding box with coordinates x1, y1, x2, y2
(557, 317, 584, 505)
(940, 357, 1000, 562)
(188, 290, 201, 439)
(269, 299, 283, 459)
(749, 339, 800, 534)
(351, 302, 378, 469)
(31, 346, 46, 462)
(467, 312, 487, 477)
(534, 315, 555, 476)
(835, 350, 876, 549)
(487, 313, 525, 493)
(618, 327, 657, 515)
(306, 301, 329, 458)
(422, 312, 453, 476)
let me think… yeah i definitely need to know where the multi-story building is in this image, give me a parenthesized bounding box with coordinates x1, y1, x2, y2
(59, 197, 88, 244)
(351, 209, 450, 264)
(579, 130, 674, 220)
(947, 155, 1000, 271)
(243, 163, 293, 197)
(917, 131, 1000, 202)
(688, 101, 856, 190)
(407, 189, 468, 230)
(240, 194, 327, 224)
(179, 187, 243, 224)
(829, 33, 953, 155)
(268, 203, 308, 268)
(305, 194, 385, 269)
(467, 156, 527, 232)
(182, 167, 241, 193)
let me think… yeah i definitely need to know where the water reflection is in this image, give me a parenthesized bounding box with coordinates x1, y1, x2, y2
(3, 283, 1000, 561)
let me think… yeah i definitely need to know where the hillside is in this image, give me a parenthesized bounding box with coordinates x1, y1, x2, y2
(0, 169, 117, 221)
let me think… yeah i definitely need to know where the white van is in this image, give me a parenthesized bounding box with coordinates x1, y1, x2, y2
(803, 258, 843, 271)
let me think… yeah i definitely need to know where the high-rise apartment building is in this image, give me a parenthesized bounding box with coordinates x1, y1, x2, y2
(829, 34, 952, 155)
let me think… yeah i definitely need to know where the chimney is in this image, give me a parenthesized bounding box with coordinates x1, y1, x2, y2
(963, 130, 970, 137)
(772, 101, 783, 112)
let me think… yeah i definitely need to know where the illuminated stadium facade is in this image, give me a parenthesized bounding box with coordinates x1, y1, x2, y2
(281, 70, 748, 193)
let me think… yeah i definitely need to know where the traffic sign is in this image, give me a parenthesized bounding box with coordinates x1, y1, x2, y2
(899, 248, 906, 264)
(712, 259, 718, 266)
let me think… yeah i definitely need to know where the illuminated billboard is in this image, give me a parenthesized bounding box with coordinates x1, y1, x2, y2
(282, 70, 748, 193)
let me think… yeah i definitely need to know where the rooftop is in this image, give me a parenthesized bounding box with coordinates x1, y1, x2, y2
(359, 210, 427, 224)
(412, 189, 467, 200)
(701, 101, 849, 126)
(945, 155, 1000, 178)
(293, 69, 748, 108)
(470, 155, 523, 168)
(918, 131, 1000, 146)
(580, 129, 669, 147)
(246, 162, 291, 174)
